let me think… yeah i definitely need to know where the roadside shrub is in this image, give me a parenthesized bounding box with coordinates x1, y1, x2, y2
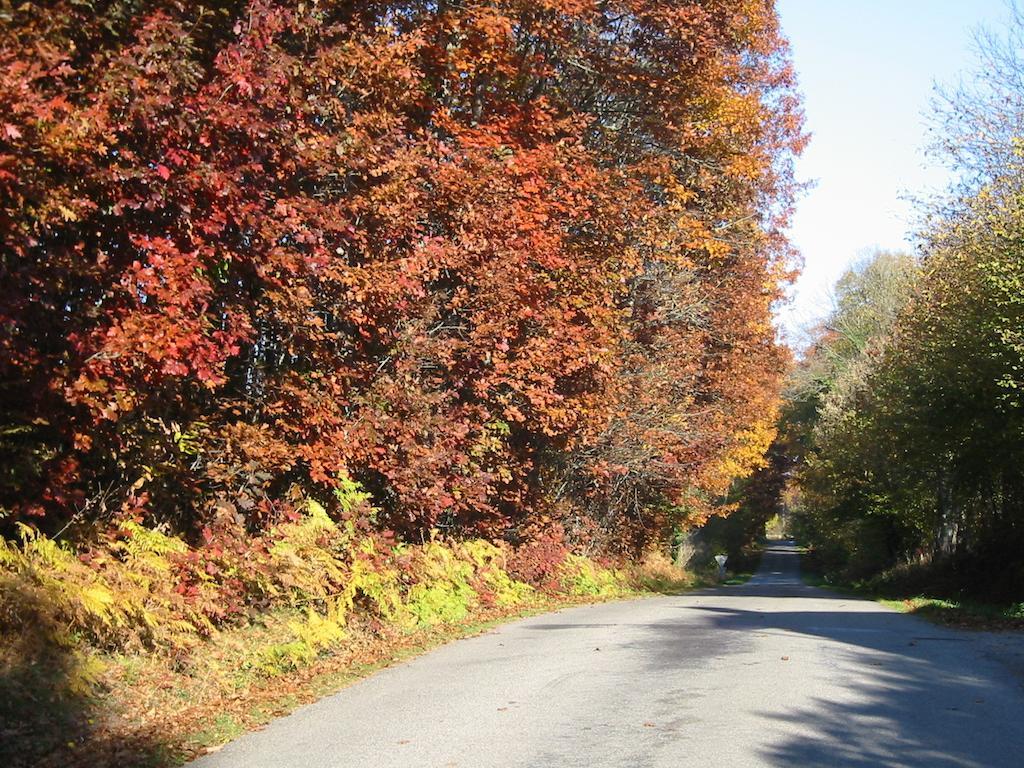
(266, 500, 350, 604)
(460, 540, 533, 607)
(248, 608, 347, 677)
(0, 523, 199, 651)
(626, 550, 696, 594)
(397, 539, 533, 626)
(558, 554, 625, 597)
(507, 527, 570, 592)
(0, 487, 637, 689)
(401, 540, 477, 626)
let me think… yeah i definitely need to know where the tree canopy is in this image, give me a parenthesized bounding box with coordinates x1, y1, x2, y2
(0, 1, 803, 553)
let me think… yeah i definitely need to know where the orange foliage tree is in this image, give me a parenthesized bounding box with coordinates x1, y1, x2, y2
(0, 1, 803, 551)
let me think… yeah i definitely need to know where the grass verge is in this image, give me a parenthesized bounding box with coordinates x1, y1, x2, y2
(876, 596, 1024, 630)
(722, 572, 755, 586)
(799, 551, 1024, 631)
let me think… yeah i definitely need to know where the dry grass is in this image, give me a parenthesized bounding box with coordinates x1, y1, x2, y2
(626, 550, 703, 594)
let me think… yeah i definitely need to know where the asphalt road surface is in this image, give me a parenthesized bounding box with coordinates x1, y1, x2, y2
(193, 541, 1024, 767)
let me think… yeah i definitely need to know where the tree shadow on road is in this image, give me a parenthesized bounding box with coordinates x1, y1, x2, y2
(685, 601, 1024, 768)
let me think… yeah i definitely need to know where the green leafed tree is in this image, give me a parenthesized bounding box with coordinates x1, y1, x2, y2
(782, 4, 1024, 593)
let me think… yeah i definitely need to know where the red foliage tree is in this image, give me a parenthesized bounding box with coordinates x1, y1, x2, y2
(0, 1, 802, 550)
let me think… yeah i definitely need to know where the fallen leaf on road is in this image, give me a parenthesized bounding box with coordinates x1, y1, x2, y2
(781, 655, 790, 661)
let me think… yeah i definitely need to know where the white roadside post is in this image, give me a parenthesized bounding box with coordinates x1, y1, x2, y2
(714, 554, 728, 582)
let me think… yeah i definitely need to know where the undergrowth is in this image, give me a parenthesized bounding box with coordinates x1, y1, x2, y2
(801, 549, 1024, 630)
(0, 481, 693, 767)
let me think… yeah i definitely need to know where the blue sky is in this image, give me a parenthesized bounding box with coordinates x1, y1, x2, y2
(775, 0, 1012, 342)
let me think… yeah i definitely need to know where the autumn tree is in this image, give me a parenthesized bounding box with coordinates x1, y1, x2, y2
(0, 1, 802, 554)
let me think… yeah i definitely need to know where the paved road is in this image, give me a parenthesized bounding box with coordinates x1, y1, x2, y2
(193, 542, 1024, 767)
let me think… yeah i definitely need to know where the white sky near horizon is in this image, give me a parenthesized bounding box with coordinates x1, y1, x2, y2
(775, 0, 1012, 346)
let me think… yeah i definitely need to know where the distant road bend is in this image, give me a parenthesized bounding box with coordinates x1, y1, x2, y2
(193, 542, 1024, 767)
